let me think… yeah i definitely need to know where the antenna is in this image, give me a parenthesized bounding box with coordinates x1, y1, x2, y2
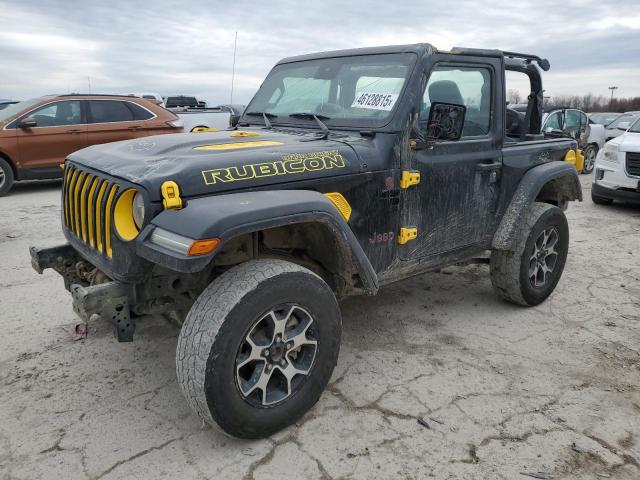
(87, 76, 91, 93)
(230, 31, 238, 104)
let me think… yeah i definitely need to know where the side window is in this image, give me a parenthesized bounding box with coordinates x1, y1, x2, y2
(545, 112, 562, 130)
(126, 102, 154, 120)
(421, 66, 492, 137)
(28, 100, 82, 127)
(564, 110, 580, 130)
(88, 100, 135, 123)
(580, 111, 588, 127)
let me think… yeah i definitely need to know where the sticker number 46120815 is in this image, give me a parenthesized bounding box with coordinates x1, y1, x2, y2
(351, 92, 399, 111)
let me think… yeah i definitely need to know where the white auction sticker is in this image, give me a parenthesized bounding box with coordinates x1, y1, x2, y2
(351, 92, 399, 111)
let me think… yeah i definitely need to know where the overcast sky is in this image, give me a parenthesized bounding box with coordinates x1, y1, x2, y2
(1, 0, 639, 104)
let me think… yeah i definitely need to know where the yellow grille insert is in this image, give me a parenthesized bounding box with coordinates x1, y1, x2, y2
(61, 165, 121, 259)
(86, 177, 99, 247)
(79, 174, 92, 241)
(104, 185, 119, 258)
(73, 172, 85, 235)
(95, 180, 108, 253)
(67, 169, 79, 230)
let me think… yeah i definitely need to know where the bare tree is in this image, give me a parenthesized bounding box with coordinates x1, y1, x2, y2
(507, 89, 522, 105)
(544, 93, 640, 113)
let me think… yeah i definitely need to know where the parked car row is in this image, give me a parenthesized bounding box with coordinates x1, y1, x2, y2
(0, 94, 183, 196)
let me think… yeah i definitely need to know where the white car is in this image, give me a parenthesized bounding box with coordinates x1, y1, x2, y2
(604, 114, 639, 141)
(542, 108, 606, 174)
(592, 117, 640, 205)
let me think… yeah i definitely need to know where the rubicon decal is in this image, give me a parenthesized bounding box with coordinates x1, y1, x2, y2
(201, 150, 348, 185)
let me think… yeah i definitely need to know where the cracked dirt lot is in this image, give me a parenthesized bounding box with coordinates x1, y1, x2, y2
(1, 175, 639, 480)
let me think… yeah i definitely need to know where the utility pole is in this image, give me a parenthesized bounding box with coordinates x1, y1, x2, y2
(608, 86, 618, 108)
(230, 31, 238, 104)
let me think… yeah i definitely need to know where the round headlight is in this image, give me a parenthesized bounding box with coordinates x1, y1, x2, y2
(132, 192, 145, 229)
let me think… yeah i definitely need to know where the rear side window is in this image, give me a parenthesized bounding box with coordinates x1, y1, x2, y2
(127, 102, 155, 120)
(88, 100, 134, 123)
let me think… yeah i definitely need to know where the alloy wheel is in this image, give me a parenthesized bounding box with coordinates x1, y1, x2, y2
(235, 305, 318, 407)
(529, 227, 559, 288)
(584, 147, 596, 173)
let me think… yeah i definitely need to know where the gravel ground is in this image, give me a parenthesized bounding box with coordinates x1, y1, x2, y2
(1, 175, 639, 480)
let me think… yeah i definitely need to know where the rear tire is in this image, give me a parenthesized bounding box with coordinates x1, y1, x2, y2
(176, 259, 341, 439)
(490, 203, 569, 306)
(0, 157, 15, 196)
(582, 144, 597, 174)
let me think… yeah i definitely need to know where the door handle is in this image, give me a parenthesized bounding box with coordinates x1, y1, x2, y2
(475, 162, 502, 172)
(128, 125, 142, 130)
(66, 129, 83, 134)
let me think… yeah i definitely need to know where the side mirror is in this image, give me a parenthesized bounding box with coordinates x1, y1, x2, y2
(424, 102, 466, 142)
(617, 122, 630, 131)
(18, 117, 37, 129)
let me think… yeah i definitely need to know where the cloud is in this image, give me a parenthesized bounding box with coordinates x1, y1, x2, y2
(1, 0, 639, 104)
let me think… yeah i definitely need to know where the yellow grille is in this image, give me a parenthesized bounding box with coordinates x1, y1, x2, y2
(62, 164, 119, 258)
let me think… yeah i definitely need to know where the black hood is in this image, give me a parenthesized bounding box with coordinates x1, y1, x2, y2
(67, 129, 364, 202)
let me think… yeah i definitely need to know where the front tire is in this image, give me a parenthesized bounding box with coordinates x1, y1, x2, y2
(490, 203, 569, 306)
(582, 144, 597, 174)
(0, 157, 15, 197)
(176, 259, 341, 439)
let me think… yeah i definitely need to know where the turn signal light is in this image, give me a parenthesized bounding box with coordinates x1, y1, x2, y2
(188, 238, 220, 256)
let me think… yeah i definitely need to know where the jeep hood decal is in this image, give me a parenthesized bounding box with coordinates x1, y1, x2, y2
(67, 130, 363, 201)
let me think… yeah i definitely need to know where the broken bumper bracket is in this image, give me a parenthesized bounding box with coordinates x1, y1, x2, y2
(71, 282, 136, 342)
(30, 244, 135, 342)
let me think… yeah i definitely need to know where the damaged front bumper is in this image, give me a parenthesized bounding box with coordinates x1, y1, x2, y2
(30, 244, 136, 342)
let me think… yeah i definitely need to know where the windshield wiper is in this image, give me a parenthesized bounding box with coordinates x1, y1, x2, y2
(289, 113, 330, 139)
(245, 111, 277, 118)
(289, 112, 330, 120)
(244, 111, 277, 129)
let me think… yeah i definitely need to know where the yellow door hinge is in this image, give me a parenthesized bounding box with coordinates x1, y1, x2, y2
(161, 181, 183, 210)
(400, 170, 420, 189)
(398, 227, 418, 245)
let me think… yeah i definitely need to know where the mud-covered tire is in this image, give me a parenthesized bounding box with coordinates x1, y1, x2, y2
(591, 190, 613, 205)
(176, 259, 341, 439)
(490, 203, 569, 306)
(0, 157, 14, 197)
(582, 144, 597, 174)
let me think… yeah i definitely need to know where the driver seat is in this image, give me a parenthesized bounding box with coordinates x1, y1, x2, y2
(428, 80, 464, 106)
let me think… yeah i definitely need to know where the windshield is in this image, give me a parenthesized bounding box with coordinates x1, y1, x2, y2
(0, 98, 43, 125)
(243, 53, 416, 128)
(608, 114, 637, 129)
(590, 113, 621, 126)
(629, 117, 640, 133)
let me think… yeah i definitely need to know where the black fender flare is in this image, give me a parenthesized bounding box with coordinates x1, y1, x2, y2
(137, 190, 379, 294)
(492, 162, 582, 251)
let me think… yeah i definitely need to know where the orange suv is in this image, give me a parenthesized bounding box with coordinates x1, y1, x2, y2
(0, 94, 184, 195)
